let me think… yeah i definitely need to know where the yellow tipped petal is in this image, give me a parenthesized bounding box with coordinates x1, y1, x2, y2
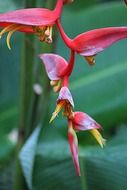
(49, 101, 65, 123)
(6, 25, 23, 50)
(49, 112, 58, 123)
(0, 24, 17, 38)
(90, 129, 106, 148)
(6, 32, 12, 50)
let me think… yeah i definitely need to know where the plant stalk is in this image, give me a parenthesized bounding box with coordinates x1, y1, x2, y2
(13, 0, 37, 189)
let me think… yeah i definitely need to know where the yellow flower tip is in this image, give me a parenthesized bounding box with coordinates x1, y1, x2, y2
(90, 129, 106, 148)
(0, 24, 23, 49)
(50, 80, 58, 86)
(85, 56, 96, 65)
(49, 101, 66, 123)
(53, 85, 61, 93)
(49, 112, 58, 123)
(6, 37, 11, 50)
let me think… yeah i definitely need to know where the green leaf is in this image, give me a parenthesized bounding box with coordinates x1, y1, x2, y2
(19, 127, 41, 190)
(32, 123, 127, 190)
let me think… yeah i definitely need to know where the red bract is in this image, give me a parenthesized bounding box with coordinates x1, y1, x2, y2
(0, 0, 63, 49)
(57, 20, 127, 65)
(50, 87, 74, 123)
(72, 112, 105, 148)
(39, 51, 75, 92)
(68, 111, 105, 176)
(39, 53, 68, 81)
(68, 121, 80, 176)
(72, 27, 127, 54)
(73, 112, 101, 131)
(72, 27, 127, 64)
(39, 53, 68, 92)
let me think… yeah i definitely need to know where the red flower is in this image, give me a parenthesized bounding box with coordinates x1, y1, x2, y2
(0, 0, 64, 49)
(68, 112, 105, 176)
(57, 20, 127, 65)
(39, 53, 68, 92)
(50, 86, 74, 123)
(39, 50, 75, 92)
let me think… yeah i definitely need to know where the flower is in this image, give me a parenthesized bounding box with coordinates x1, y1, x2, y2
(39, 50, 75, 92)
(50, 86, 74, 122)
(0, 0, 64, 49)
(68, 111, 105, 176)
(39, 53, 68, 92)
(72, 112, 105, 147)
(71, 27, 127, 64)
(56, 20, 127, 65)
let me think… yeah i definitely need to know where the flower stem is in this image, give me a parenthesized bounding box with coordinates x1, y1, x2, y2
(53, 0, 63, 17)
(56, 19, 72, 48)
(61, 50, 75, 77)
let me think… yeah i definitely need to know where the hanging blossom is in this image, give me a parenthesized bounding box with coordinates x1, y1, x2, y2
(39, 51, 75, 121)
(68, 112, 105, 176)
(39, 52, 105, 176)
(0, 0, 70, 49)
(1, 0, 127, 176)
(39, 50, 75, 92)
(56, 20, 127, 65)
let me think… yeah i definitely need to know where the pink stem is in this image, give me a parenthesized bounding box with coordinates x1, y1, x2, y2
(56, 19, 73, 48)
(53, 0, 63, 18)
(63, 76, 69, 87)
(61, 50, 75, 77)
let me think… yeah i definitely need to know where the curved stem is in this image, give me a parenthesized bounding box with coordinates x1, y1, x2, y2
(53, 0, 63, 17)
(56, 19, 72, 48)
(63, 76, 69, 87)
(61, 50, 75, 77)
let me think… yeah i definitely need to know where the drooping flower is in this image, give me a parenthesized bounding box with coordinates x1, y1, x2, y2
(68, 111, 105, 176)
(56, 20, 127, 65)
(72, 112, 105, 147)
(50, 86, 74, 122)
(0, 0, 64, 49)
(39, 53, 68, 92)
(39, 50, 75, 92)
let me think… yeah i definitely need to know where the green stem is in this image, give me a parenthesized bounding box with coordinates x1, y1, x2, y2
(13, 0, 58, 189)
(13, 1, 37, 190)
(80, 156, 89, 190)
(28, 0, 57, 129)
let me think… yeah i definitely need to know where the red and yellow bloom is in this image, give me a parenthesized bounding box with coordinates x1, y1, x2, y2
(68, 111, 105, 176)
(50, 86, 74, 123)
(0, 0, 64, 49)
(57, 20, 127, 65)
